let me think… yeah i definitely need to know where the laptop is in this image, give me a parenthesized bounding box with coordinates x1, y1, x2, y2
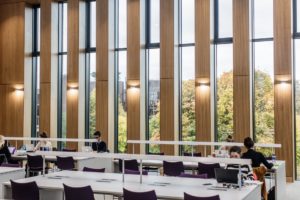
(8, 147, 16, 154)
(214, 168, 239, 185)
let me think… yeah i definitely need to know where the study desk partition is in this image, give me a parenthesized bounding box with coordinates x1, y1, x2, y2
(2, 171, 261, 200)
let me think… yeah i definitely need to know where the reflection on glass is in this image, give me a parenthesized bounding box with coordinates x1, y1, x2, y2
(218, 0, 233, 38)
(148, 49, 160, 153)
(216, 44, 233, 141)
(62, 55, 68, 141)
(35, 57, 40, 134)
(253, 0, 273, 38)
(181, 0, 195, 43)
(150, 0, 160, 43)
(294, 40, 300, 179)
(89, 53, 96, 136)
(63, 3, 68, 52)
(118, 0, 127, 48)
(254, 42, 274, 156)
(90, 1, 96, 47)
(37, 8, 41, 52)
(118, 51, 127, 153)
(181, 47, 195, 153)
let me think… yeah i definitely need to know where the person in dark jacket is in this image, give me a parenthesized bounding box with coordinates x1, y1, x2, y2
(0, 135, 11, 165)
(92, 131, 107, 153)
(241, 137, 273, 169)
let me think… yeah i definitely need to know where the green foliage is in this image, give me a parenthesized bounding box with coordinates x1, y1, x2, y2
(118, 99, 127, 153)
(89, 89, 96, 136)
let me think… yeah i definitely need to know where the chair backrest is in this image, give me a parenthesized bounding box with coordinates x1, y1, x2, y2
(148, 152, 164, 155)
(183, 152, 202, 157)
(226, 164, 250, 173)
(1, 163, 20, 168)
(27, 155, 43, 169)
(123, 188, 157, 200)
(56, 156, 75, 170)
(198, 162, 220, 178)
(163, 161, 184, 176)
(184, 193, 220, 200)
(11, 180, 39, 200)
(63, 184, 95, 200)
(118, 159, 139, 172)
(62, 148, 77, 152)
(125, 169, 148, 175)
(179, 173, 207, 179)
(83, 167, 105, 173)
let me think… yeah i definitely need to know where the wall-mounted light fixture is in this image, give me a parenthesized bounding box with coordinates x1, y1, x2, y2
(196, 82, 210, 87)
(15, 87, 24, 96)
(67, 85, 79, 91)
(129, 85, 140, 89)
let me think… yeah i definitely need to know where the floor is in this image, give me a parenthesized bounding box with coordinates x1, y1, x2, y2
(286, 181, 300, 199)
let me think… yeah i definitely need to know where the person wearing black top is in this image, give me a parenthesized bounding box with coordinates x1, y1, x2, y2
(92, 131, 107, 153)
(0, 135, 11, 165)
(241, 137, 273, 169)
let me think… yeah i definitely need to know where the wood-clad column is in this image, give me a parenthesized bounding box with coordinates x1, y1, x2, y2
(232, 0, 250, 142)
(40, 0, 58, 137)
(160, 0, 175, 155)
(195, 0, 211, 153)
(127, 0, 141, 153)
(274, 0, 293, 181)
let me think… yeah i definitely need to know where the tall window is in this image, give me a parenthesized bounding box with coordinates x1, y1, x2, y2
(179, 0, 195, 153)
(146, 0, 160, 153)
(86, 1, 96, 137)
(115, 0, 127, 153)
(58, 2, 68, 148)
(32, 6, 41, 137)
(215, 0, 233, 141)
(252, 0, 274, 155)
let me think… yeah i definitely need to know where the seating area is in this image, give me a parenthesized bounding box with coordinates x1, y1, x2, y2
(0, 0, 298, 199)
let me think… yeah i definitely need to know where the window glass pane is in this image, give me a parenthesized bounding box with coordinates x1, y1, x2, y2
(36, 57, 40, 133)
(253, 0, 273, 38)
(181, 47, 195, 153)
(295, 40, 300, 179)
(90, 1, 96, 48)
(298, 0, 300, 32)
(118, 0, 127, 48)
(150, 0, 160, 43)
(181, 0, 195, 43)
(62, 55, 67, 142)
(216, 44, 233, 141)
(148, 49, 160, 153)
(118, 51, 127, 153)
(37, 8, 40, 52)
(63, 3, 68, 52)
(218, 0, 233, 38)
(254, 41, 274, 155)
(89, 53, 96, 136)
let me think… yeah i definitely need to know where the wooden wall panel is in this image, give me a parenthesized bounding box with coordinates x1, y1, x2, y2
(274, 0, 293, 181)
(96, 0, 109, 144)
(233, 0, 250, 142)
(66, 89, 78, 149)
(0, 2, 25, 84)
(195, 0, 211, 151)
(39, 84, 51, 134)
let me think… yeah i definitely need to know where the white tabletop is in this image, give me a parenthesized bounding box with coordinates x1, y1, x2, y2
(11, 153, 93, 162)
(3, 171, 260, 200)
(0, 167, 24, 174)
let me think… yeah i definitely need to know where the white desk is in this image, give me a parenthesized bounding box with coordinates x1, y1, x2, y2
(3, 171, 261, 200)
(265, 161, 286, 200)
(0, 167, 25, 197)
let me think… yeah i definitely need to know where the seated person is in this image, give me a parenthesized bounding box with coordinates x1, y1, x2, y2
(219, 135, 234, 151)
(0, 135, 12, 165)
(34, 132, 52, 151)
(92, 131, 107, 153)
(241, 137, 273, 169)
(228, 146, 254, 180)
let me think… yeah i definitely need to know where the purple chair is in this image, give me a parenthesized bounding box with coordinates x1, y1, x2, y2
(179, 173, 207, 179)
(125, 169, 148, 175)
(198, 162, 220, 178)
(1, 163, 20, 167)
(56, 156, 75, 170)
(27, 155, 44, 177)
(148, 152, 164, 155)
(11, 180, 39, 200)
(62, 148, 77, 152)
(123, 188, 157, 200)
(163, 161, 184, 176)
(183, 152, 202, 157)
(184, 193, 220, 200)
(63, 184, 95, 200)
(118, 159, 139, 172)
(83, 167, 105, 173)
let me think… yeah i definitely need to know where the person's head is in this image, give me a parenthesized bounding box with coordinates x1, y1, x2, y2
(39, 132, 48, 138)
(229, 146, 241, 158)
(93, 131, 101, 141)
(0, 135, 5, 148)
(226, 135, 234, 142)
(244, 137, 254, 150)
